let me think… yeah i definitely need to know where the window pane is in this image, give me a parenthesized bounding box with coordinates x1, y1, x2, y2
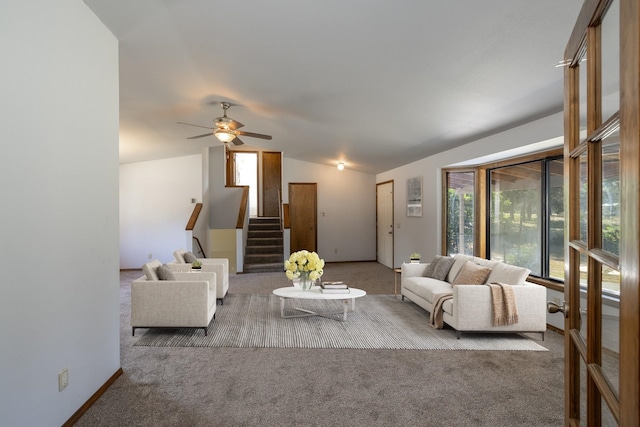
(601, 134, 620, 257)
(601, 268, 620, 398)
(579, 55, 588, 135)
(601, 0, 620, 122)
(579, 151, 588, 242)
(446, 172, 475, 256)
(602, 264, 620, 295)
(549, 159, 565, 281)
(489, 162, 542, 274)
(580, 253, 588, 339)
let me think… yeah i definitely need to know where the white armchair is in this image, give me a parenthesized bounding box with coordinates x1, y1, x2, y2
(131, 260, 217, 336)
(170, 249, 229, 304)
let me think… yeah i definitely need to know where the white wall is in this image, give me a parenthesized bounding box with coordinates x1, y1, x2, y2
(119, 147, 377, 267)
(376, 112, 564, 267)
(283, 158, 377, 262)
(0, 1, 120, 425)
(120, 154, 203, 268)
(208, 146, 245, 228)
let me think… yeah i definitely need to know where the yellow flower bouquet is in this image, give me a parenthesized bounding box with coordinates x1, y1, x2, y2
(284, 250, 325, 290)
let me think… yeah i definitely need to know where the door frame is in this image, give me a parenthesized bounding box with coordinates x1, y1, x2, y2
(563, 0, 640, 424)
(288, 182, 318, 253)
(376, 180, 394, 268)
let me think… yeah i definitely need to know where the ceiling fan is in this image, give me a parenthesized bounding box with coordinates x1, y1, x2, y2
(178, 102, 272, 146)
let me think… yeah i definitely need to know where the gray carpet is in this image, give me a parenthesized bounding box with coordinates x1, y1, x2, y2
(75, 263, 566, 427)
(135, 294, 548, 351)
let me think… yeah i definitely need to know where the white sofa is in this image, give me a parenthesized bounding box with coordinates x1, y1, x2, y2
(131, 259, 217, 336)
(169, 249, 229, 304)
(401, 254, 547, 339)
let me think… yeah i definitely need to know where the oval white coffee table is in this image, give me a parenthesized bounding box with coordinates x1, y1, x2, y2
(272, 286, 366, 321)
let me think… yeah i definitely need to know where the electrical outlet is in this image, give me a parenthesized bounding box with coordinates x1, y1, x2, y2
(58, 368, 68, 392)
(334, 248, 338, 254)
(148, 253, 153, 259)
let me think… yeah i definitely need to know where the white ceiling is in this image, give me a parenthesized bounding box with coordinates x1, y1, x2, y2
(85, 0, 583, 173)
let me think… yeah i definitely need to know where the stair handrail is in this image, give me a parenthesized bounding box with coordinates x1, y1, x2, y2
(192, 236, 206, 258)
(236, 186, 249, 229)
(278, 187, 283, 232)
(185, 203, 203, 231)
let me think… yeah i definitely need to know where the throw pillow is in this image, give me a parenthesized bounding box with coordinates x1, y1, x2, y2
(431, 256, 455, 281)
(156, 264, 175, 281)
(423, 256, 442, 278)
(452, 261, 492, 286)
(183, 252, 198, 263)
(486, 262, 531, 285)
(424, 255, 455, 281)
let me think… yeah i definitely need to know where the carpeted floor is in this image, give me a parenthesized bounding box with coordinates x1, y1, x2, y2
(135, 293, 548, 351)
(75, 262, 565, 427)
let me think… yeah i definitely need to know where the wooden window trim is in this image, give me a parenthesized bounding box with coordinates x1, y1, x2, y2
(442, 147, 565, 286)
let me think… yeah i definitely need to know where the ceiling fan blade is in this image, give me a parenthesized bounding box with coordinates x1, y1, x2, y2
(177, 121, 214, 130)
(235, 130, 272, 140)
(187, 132, 214, 139)
(214, 117, 244, 130)
(227, 119, 244, 130)
(231, 137, 244, 145)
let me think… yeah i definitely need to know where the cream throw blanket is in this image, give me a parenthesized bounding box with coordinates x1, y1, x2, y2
(429, 293, 453, 329)
(485, 282, 519, 326)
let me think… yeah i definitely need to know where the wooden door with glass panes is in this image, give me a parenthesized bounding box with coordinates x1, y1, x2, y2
(559, 0, 640, 424)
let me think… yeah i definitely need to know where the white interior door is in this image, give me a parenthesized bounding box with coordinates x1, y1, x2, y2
(376, 181, 393, 268)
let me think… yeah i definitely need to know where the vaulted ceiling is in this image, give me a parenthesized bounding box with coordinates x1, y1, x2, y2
(85, 0, 583, 173)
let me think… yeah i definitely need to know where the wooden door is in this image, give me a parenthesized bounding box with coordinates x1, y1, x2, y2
(262, 151, 282, 217)
(561, 0, 639, 424)
(376, 181, 394, 268)
(289, 183, 317, 252)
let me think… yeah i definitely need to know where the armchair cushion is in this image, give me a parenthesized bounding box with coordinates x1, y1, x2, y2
(142, 259, 162, 281)
(173, 249, 186, 263)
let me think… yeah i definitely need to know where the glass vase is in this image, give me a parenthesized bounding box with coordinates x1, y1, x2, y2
(298, 273, 314, 291)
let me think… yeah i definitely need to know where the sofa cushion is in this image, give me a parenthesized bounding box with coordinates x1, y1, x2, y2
(402, 276, 420, 295)
(486, 262, 531, 286)
(183, 251, 198, 263)
(156, 264, 176, 281)
(424, 255, 455, 281)
(452, 261, 492, 285)
(142, 259, 162, 281)
(411, 278, 454, 304)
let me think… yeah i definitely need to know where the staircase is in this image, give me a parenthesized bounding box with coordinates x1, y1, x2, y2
(243, 217, 284, 273)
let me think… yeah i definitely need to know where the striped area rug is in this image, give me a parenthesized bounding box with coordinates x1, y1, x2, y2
(134, 294, 548, 351)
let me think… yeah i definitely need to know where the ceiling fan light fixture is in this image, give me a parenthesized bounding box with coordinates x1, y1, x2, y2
(214, 129, 235, 143)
